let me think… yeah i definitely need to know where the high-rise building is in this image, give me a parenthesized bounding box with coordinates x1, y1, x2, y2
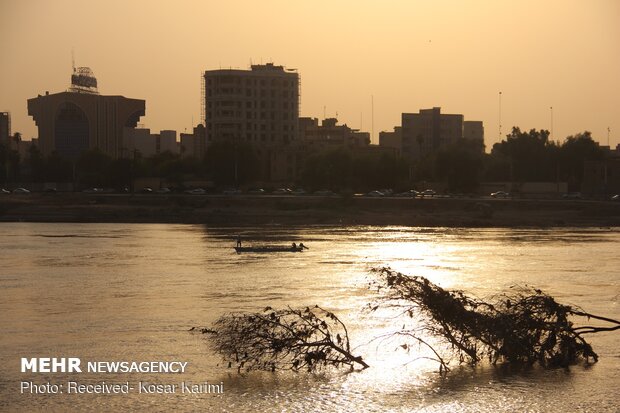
(203, 63, 300, 181)
(204, 63, 299, 147)
(27, 67, 145, 159)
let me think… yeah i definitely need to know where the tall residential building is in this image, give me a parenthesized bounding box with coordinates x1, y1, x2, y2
(27, 67, 145, 159)
(204, 63, 299, 146)
(0, 112, 10, 145)
(204, 63, 300, 182)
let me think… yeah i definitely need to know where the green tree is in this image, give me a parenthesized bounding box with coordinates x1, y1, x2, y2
(435, 140, 484, 192)
(559, 132, 604, 190)
(491, 127, 558, 182)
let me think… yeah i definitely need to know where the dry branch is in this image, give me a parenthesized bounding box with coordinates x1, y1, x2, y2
(369, 267, 619, 372)
(199, 305, 368, 372)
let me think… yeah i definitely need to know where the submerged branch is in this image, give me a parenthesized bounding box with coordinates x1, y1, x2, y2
(369, 267, 619, 372)
(198, 305, 368, 372)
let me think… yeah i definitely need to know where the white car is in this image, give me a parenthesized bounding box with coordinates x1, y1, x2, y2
(491, 191, 510, 198)
(12, 187, 31, 194)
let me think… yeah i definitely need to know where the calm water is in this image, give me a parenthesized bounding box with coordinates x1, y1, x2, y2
(0, 223, 619, 412)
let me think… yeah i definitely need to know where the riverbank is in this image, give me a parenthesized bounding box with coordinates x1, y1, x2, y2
(1, 193, 620, 227)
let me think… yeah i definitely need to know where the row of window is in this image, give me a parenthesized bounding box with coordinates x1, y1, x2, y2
(207, 88, 297, 98)
(206, 111, 295, 120)
(206, 78, 297, 88)
(207, 101, 296, 110)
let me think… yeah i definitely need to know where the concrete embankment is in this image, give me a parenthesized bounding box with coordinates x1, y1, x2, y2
(1, 193, 620, 227)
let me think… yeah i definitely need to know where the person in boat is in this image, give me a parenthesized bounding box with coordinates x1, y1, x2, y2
(299, 242, 308, 249)
(236, 236, 242, 247)
(292, 242, 297, 249)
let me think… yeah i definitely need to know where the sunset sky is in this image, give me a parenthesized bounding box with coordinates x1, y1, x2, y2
(1, 0, 618, 150)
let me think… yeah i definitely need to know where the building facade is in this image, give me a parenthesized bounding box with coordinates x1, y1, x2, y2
(204, 63, 299, 146)
(299, 117, 370, 148)
(0, 112, 10, 145)
(180, 124, 207, 158)
(27, 68, 145, 159)
(380, 107, 484, 160)
(204, 63, 300, 181)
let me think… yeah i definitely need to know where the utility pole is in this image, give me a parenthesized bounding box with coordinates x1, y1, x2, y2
(550, 106, 554, 140)
(498, 91, 502, 140)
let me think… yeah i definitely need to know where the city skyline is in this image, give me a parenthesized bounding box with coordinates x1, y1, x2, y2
(1, 0, 619, 149)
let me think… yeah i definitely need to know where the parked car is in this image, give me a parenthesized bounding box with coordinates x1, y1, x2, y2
(366, 190, 385, 197)
(291, 188, 306, 195)
(420, 189, 436, 197)
(272, 188, 292, 195)
(247, 188, 265, 195)
(82, 188, 103, 193)
(396, 190, 419, 197)
(185, 188, 206, 195)
(12, 187, 31, 194)
(491, 191, 510, 198)
(141, 187, 153, 193)
(0, 188, 10, 194)
(562, 192, 582, 200)
(156, 187, 171, 194)
(611, 194, 619, 202)
(223, 188, 242, 195)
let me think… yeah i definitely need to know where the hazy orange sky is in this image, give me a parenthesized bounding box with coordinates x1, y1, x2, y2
(1, 0, 619, 150)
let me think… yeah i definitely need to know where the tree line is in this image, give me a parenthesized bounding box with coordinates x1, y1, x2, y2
(0, 128, 605, 192)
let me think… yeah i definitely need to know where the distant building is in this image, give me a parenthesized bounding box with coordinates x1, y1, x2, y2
(204, 63, 300, 181)
(0, 112, 10, 145)
(204, 63, 299, 147)
(463, 121, 484, 142)
(123, 128, 179, 158)
(158, 130, 178, 154)
(379, 127, 402, 155)
(299, 117, 370, 148)
(180, 124, 207, 158)
(582, 157, 620, 197)
(27, 67, 145, 159)
(381, 107, 484, 160)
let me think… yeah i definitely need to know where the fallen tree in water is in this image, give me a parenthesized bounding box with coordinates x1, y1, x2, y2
(195, 305, 368, 372)
(369, 267, 620, 373)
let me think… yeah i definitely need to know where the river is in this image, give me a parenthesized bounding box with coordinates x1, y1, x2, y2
(1, 223, 618, 412)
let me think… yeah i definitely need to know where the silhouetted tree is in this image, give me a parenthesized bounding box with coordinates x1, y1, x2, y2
(559, 132, 604, 190)
(491, 127, 559, 182)
(76, 149, 112, 188)
(204, 142, 259, 187)
(435, 140, 484, 192)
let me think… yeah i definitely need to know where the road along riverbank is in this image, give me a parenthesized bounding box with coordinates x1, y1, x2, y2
(1, 193, 620, 227)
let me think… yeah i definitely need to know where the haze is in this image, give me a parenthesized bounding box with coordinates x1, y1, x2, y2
(1, 0, 618, 149)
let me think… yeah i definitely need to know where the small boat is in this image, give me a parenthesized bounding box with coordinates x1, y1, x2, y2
(234, 245, 306, 253)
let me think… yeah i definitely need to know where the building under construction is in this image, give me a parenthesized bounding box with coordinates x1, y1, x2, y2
(203, 63, 300, 181)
